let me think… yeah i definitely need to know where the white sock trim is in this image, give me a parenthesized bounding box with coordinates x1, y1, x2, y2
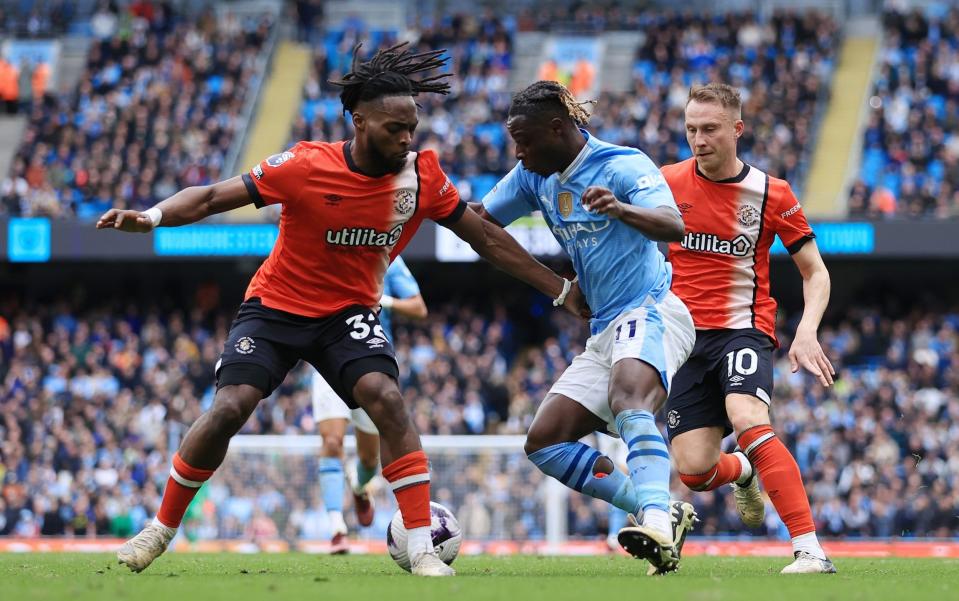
(733, 451, 752, 485)
(389, 473, 429, 492)
(169, 466, 204, 488)
(792, 531, 826, 560)
(152, 517, 177, 532)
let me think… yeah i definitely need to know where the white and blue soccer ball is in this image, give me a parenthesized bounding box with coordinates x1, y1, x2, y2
(386, 501, 462, 571)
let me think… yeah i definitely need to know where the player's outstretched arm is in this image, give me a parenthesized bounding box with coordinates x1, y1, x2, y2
(581, 186, 684, 242)
(445, 207, 590, 318)
(788, 239, 835, 386)
(95, 176, 253, 232)
(383, 294, 428, 319)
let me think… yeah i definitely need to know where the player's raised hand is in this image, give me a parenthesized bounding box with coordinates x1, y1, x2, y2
(581, 186, 625, 218)
(563, 279, 592, 320)
(788, 329, 835, 387)
(96, 208, 155, 233)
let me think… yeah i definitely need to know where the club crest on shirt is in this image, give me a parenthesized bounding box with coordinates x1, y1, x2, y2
(266, 151, 295, 168)
(557, 191, 574, 218)
(738, 204, 760, 227)
(394, 189, 415, 216)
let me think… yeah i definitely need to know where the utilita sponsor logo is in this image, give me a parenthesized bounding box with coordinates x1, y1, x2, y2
(681, 232, 752, 257)
(326, 224, 404, 247)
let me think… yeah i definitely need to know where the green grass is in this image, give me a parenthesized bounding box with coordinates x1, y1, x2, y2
(2, 553, 958, 601)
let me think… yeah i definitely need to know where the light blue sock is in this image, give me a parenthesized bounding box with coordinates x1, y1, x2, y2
(318, 457, 345, 513)
(527, 441, 640, 513)
(609, 505, 628, 535)
(355, 461, 377, 492)
(615, 409, 670, 513)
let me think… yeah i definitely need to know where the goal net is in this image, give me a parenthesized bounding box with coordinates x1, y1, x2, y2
(202, 435, 574, 546)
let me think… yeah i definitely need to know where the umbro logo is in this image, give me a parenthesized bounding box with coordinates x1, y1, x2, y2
(729, 375, 744, 385)
(677, 202, 692, 215)
(366, 336, 386, 349)
(324, 194, 343, 205)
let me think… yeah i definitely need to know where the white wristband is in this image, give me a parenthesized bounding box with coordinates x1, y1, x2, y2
(552, 278, 573, 307)
(380, 295, 396, 309)
(144, 207, 163, 229)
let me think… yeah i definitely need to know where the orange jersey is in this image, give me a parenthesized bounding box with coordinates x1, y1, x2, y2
(241, 140, 463, 317)
(663, 159, 814, 343)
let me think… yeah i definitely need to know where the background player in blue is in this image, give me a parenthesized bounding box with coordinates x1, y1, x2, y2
(311, 257, 427, 553)
(474, 81, 697, 573)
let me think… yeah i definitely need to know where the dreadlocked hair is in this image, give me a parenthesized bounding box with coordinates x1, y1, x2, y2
(329, 42, 452, 114)
(508, 80, 595, 126)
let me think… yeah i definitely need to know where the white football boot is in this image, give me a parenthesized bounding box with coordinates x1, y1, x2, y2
(618, 513, 680, 574)
(780, 551, 838, 574)
(117, 521, 177, 572)
(731, 453, 765, 529)
(646, 501, 699, 576)
(410, 550, 456, 577)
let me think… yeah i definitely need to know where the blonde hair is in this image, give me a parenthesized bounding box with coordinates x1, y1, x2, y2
(687, 83, 742, 115)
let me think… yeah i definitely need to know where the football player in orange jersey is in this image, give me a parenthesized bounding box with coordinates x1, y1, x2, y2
(660, 83, 836, 574)
(97, 44, 587, 577)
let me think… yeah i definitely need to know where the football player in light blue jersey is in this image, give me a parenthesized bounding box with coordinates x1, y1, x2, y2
(312, 256, 427, 553)
(475, 81, 697, 573)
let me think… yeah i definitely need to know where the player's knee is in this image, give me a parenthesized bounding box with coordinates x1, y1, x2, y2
(524, 423, 557, 456)
(608, 373, 665, 414)
(208, 393, 254, 436)
(358, 386, 409, 434)
(321, 433, 345, 456)
(672, 444, 718, 478)
(727, 399, 770, 437)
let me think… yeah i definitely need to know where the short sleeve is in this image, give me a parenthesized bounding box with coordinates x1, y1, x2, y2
(770, 180, 815, 254)
(418, 151, 465, 225)
(607, 154, 679, 213)
(242, 142, 312, 208)
(385, 257, 421, 299)
(481, 163, 537, 226)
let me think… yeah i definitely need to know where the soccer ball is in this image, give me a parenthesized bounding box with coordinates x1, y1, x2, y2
(386, 501, 462, 571)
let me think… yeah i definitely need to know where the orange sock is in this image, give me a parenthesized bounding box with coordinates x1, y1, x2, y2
(156, 453, 215, 528)
(382, 450, 431, 529)
(738, 425, 815, 537)
(679, 453, 744, 491)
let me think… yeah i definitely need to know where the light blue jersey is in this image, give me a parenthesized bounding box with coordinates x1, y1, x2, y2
(381, 256, 420, 342)
(483, 131, 679, 335)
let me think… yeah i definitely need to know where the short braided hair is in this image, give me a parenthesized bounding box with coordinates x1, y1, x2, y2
(508, 80, 594, 126)
(329, 42, 452, 114)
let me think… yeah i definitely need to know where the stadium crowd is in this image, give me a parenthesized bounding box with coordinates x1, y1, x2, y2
(0, 5, 837, 218)
(1, 283, 957, 540)
(292, 9, 836, 203)
(0, 2, 272, 219)
(850, 6, 959, 219)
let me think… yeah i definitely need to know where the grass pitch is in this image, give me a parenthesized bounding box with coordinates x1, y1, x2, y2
(2, 553, 957, 601)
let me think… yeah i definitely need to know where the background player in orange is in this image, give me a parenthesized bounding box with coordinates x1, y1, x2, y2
(96, 44, 587, 577)
(660, 83, 837, 574)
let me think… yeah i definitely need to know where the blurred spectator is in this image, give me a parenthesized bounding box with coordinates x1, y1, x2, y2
(2, 3, 273, 218)
(1, 281, 956, 540)
(852, 7, 959, 219)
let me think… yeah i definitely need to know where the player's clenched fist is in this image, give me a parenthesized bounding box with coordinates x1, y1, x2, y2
(96, 208, 156, 233)
(581, 186, 625, 218)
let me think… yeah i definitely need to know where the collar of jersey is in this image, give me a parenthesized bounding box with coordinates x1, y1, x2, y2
(557, 129, 594, 184)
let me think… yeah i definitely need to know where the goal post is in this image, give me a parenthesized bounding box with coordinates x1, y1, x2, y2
(210, 435, 570, 546)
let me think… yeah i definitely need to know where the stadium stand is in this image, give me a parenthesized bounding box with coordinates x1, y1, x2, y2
(0, 3, 273, 219)
(290, 9, 837, 204)
(850, 6, 959, 219)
